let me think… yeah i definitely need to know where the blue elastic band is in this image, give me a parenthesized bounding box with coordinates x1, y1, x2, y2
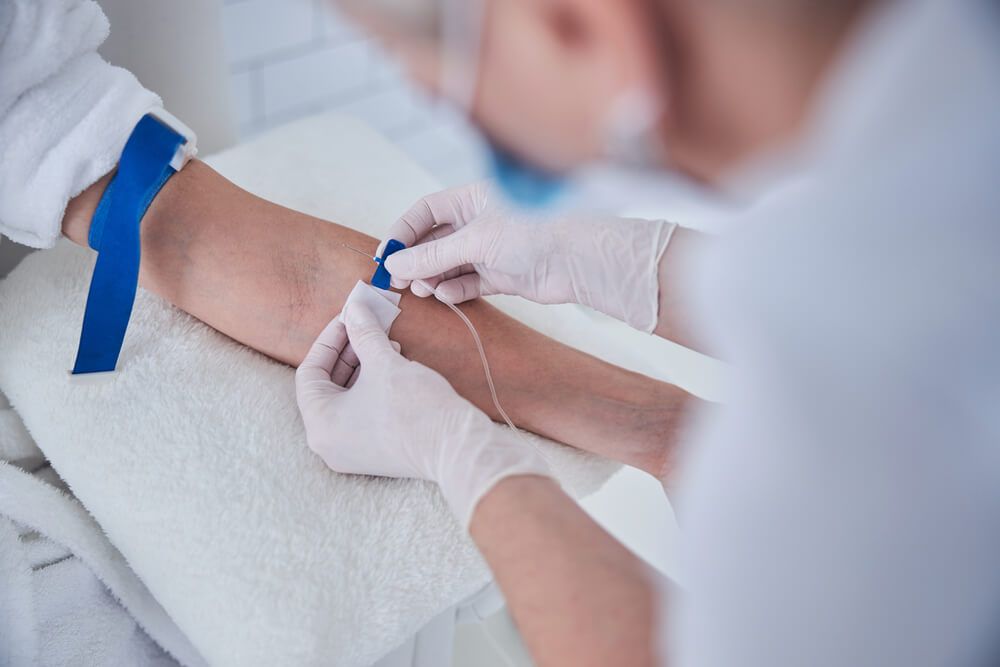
(371, 239, 406, 290)
(71, 114, 187, 375)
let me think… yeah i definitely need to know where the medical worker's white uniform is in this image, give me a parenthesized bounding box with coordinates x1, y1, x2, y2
(0, 2, 200, 664)
(672, 1, 1000, 665)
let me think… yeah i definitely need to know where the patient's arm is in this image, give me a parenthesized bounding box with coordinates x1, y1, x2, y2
(62, 161, 691, 477)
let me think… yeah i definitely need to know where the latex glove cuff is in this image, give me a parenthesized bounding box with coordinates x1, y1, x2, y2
(437, 419, 554, 529)
(574, 218, 677, 334)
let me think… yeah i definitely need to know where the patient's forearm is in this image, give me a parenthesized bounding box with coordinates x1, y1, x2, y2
(63, 162, 690, 476)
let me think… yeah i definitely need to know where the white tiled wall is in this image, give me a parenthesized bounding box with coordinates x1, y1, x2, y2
(221, 0, 486, 188)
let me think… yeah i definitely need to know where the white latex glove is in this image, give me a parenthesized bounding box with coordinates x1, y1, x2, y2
(295, 301, 552, 527)
(382, 182, 677, 333)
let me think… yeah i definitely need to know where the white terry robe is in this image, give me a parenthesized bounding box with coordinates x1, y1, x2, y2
(0, 0, 170, 248)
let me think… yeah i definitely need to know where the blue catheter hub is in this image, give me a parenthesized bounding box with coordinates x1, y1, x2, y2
(371, 239, 406, 290)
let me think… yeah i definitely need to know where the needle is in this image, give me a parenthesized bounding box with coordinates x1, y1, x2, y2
(341, 242, 376, 262)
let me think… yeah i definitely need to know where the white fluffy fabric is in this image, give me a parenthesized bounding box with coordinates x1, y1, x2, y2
(0, 515, 36, 666)
(0, 402, 42, 470)
(0, 114, 673, 666)
(0, 461, 202, 666)
(0, 0, 166, 248)
(1, 392, 199, 666)
(0, 242, 617, 667)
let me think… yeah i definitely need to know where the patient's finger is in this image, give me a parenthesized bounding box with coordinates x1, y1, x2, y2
(332, 343, 359, 387)
(296, 317, 348, 388)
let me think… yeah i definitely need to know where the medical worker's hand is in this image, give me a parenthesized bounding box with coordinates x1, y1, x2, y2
(382, 182, 677, 333)
(295, 302, 552, 527)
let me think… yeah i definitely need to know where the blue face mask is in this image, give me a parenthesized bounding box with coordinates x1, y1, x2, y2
(486, 144, 567, 210)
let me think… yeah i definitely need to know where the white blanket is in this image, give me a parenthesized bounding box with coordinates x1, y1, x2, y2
(0, 114, 674, 666)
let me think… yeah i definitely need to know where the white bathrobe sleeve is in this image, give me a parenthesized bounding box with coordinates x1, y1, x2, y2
(0, 0, 190, 249)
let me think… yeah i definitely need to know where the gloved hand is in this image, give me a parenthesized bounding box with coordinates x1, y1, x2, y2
(295, 301, 552, 527)
(382, 182, 677, 333)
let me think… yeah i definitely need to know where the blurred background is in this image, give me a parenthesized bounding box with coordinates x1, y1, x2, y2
(0, 0, 488, 278)
(220, 0, 488, 188)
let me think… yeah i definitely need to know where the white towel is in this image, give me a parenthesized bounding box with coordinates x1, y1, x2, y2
(0, 241, 618, 667)
(0, 404, 205, 667)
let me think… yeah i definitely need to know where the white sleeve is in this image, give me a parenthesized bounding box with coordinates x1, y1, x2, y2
(670, 160, 1000, 667)
(0, 0, 193, 249)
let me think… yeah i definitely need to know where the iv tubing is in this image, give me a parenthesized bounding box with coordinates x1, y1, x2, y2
(414, 279, 551, 463)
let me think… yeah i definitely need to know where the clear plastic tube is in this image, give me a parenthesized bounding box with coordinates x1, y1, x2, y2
(342, 242, 531, 443)
(414, 279, 551, 462)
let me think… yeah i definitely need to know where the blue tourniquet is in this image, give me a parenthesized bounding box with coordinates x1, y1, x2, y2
(71, 114, 187, 375)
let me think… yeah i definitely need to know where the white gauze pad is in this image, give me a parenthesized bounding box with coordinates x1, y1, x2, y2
(338, 280, 401, 331)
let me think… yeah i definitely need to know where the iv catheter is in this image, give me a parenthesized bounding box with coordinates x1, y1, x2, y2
(342, 240, 405, 289)
(340, 242, 376, 260)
